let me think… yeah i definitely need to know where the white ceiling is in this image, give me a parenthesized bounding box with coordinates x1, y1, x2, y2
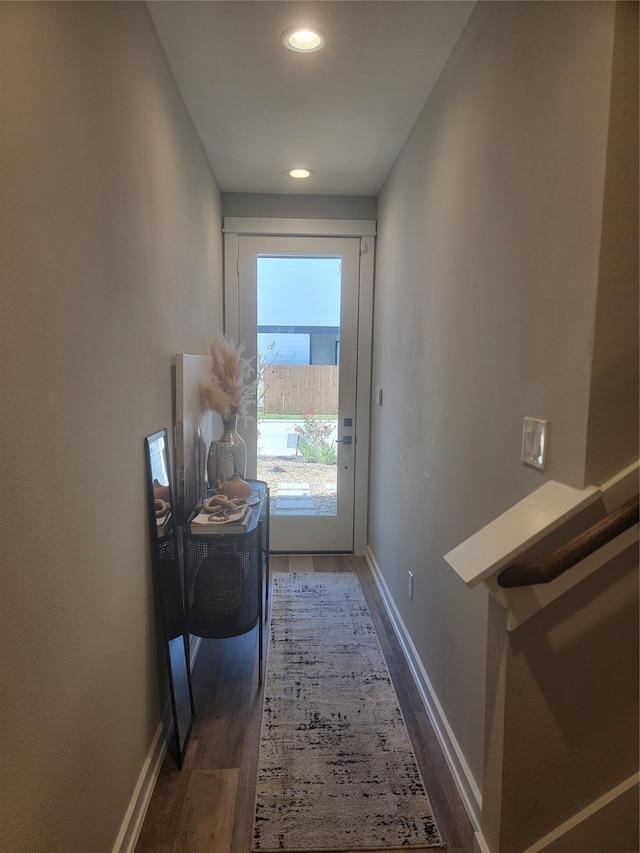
(147, 1, 475, 196)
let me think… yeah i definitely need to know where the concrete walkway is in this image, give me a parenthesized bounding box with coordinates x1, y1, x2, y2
(256, 418, 338, 516)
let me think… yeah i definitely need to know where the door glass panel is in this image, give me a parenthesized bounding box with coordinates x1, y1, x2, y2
(235, 233, 360, 553)
(256, 256, 340, 518)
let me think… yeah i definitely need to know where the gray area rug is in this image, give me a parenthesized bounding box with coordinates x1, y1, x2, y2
(252, 572, 443, 851)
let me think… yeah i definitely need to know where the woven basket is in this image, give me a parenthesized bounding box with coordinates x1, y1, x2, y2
(184, 531, 259, 638)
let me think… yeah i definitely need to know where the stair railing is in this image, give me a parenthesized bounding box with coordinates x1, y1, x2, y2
(497, 494, 639, 588)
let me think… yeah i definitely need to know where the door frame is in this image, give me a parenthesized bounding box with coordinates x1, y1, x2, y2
(223, 217, 376, 555)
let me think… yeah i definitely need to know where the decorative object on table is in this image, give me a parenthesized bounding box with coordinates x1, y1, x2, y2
(144, 429, 195, 770)
(253, 572, 442, 851)
(202, 493, 243, 515)
(176, 353, 218, 525)
(154, 498, 172, 535)
(153, 478, 171, 503)
(190, 501, 251, 535)
(199, 334, 257, 485)
(219, 472, 252, 500)
(206, 435, 233, 488)
(207, 414, 246, 486)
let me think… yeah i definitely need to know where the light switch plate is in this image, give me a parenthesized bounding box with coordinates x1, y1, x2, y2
(522, 417, 548, 470)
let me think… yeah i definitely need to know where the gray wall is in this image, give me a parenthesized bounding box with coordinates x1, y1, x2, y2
(0, 4, 223, 852)
(586, 1, 639, 486)
(369, 0, 623, 797)
(222, 192, 377, 221)
(480, 8, 639, 849)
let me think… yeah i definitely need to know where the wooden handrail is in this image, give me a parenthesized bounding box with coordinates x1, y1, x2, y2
(497, 494, 639, 588)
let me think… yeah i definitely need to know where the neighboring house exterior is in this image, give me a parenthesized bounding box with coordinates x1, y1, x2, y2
(258, 326, 340, 366)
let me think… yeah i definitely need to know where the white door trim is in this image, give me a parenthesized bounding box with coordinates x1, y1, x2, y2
(223, 219, 375, 555)
(354, 236, 374, 555)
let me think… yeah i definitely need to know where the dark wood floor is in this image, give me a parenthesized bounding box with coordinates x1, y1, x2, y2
(135, 554, 475, 853)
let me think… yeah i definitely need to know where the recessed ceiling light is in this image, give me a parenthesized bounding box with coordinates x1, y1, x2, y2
(288, 168, 313, 179)
(282, 27, 326, 53)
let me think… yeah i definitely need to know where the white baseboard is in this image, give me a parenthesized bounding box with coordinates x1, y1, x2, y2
(473, 830, 492, 853)
(365, 547, 483, 830)
(112, 634, 203, 853)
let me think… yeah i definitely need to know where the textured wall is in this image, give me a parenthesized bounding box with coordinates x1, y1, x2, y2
(0, 4, 222, 851)
(370, 0, 617, 796)
(586, 1, 639, 486)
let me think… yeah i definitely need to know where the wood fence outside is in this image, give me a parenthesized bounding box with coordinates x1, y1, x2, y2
(260, 365, 339, 415)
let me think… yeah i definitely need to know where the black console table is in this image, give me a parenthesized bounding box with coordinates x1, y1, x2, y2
(183, 479, 269, 683)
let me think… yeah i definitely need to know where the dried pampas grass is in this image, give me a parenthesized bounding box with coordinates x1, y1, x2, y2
(198, 335, 256, 420)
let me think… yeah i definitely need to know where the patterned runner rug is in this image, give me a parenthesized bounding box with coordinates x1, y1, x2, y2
(252, 572, 442, 851)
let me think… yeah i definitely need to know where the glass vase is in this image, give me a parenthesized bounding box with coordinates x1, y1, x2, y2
(207, 415, 246, 489)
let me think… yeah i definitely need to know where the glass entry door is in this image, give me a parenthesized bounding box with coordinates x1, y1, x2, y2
(235, 235, 360, 552)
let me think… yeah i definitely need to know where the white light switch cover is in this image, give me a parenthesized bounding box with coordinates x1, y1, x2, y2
(522, 417, 548, 470)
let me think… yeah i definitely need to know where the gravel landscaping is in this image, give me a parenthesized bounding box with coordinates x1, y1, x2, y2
(256, 455, 337, 515)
